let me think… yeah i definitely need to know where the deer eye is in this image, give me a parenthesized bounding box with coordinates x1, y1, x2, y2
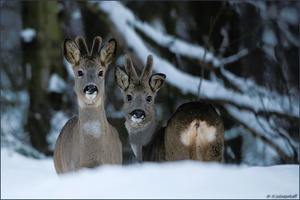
(77, 70, 83, 77)
(146, 95, 152, 102)
(98, 71, 103, 77)
(126, 94, 132, 102)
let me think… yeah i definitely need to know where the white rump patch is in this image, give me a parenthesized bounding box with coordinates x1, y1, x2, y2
(180, 120, 216, 147)
(83, 121, 101, 137)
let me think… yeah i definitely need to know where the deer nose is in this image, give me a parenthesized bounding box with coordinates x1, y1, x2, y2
(130, 109, 146, 119)
(83, 85, 98, 94)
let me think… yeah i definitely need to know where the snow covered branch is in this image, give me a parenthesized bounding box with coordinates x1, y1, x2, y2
(96, 1, 298, 162)
(140, 23, 250, 67)
(225, 104, 299, 163)
(126, 7, 251, 68)
(97, 1, 298, 117)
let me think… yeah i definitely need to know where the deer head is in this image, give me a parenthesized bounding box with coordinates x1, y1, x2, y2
(64, 36, 117, 107)
(115, 55, 166, 155)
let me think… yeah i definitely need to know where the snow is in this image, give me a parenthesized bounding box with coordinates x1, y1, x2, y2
(263, 28, 277, 47)
(134, 14, 222, 67)
(1, 90, 34, 155)
(98, 1, 299, 118)
(280, 7, 298, 25)
(1, 148, 299, 199)
(262, 28, 277, 60)
(48, 73, 67, 93)
(64, 58, 75, 78)
(47, 111, 69, 151)
(2, 3, 298, 198)
(20, 28, 36, 43)
(97, 1, 299, 164)
(240, 1, 299, 47)
(72, 10, 81, 20)
(225, 104, 299, 158)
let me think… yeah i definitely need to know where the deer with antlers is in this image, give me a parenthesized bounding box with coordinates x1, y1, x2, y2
(115, 54, 224, 162)
(53, 36, 122, 174)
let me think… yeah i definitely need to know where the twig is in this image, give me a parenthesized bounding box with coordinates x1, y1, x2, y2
(197, 4, 225, 100)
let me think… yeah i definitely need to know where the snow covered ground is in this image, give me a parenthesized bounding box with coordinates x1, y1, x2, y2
(1, 148, 299, 199)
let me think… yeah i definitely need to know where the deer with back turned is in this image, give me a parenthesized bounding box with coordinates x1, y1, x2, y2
(115, 54, 224, 162)
(53, 36, 122, 174)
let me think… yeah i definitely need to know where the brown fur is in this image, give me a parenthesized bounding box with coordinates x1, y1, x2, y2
(164, 101, 224, 162)
(115, 55, 224, 163)
(53, 36, 122, 174)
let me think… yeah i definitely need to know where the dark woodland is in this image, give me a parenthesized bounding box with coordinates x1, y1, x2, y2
(1, 1, 299, 165)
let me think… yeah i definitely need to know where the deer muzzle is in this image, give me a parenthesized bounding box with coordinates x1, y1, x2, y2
(83, 84, 98, 100)
(130, 109, 146, 123)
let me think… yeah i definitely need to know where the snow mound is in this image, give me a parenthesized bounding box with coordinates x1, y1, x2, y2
(1, 148, 299, 199)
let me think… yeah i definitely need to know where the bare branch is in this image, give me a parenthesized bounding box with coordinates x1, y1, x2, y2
(97, 1, 298, 118)
(224, 104, 299, 163)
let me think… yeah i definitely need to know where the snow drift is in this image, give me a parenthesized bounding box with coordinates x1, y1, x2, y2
(1, 148, 298, 199)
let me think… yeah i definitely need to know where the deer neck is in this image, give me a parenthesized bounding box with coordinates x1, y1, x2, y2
(126, 117, 160, 162)
(77, 99, 109, 138)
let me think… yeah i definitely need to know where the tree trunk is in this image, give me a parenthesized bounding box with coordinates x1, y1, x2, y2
(22, 1, 63, 155)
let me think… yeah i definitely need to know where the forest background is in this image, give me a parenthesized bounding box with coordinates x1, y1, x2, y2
(1, 1, 299, 165)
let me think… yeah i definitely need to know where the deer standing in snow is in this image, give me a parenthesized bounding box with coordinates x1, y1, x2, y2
(53, 36, 122, 174)
(115, 54, 223, 162)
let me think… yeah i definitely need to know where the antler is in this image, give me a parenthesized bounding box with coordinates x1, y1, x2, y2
(91, 36, 102, 56)
(75, 36, 89, 56)
(140, 55, 153, 83)
(123, 54, 154, 84)
(124, 55, 139, 83)
(75, 36, 103, 57)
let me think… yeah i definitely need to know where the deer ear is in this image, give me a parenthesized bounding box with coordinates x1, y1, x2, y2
(115, 66, 130, 91)
(64, 38, 80, 64)
(149, 73, 166, 92)
(100, 39, 117, 66)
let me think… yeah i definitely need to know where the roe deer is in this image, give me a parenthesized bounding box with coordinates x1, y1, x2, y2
(115, 54, 224, 162)
(53, 36, 122, 174)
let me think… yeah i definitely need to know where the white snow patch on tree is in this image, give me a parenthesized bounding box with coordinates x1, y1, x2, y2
(20, 28, 36, 43)
(48, 73, 67, 93)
